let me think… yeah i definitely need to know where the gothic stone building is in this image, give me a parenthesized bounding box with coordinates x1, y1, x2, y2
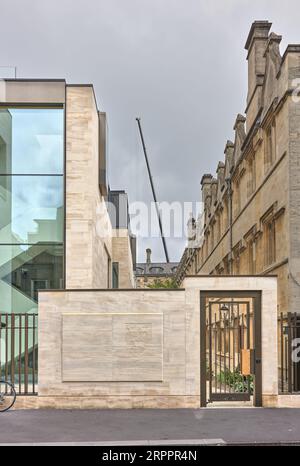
(176, 21, 300, 317)
(136, 248, 178, 288)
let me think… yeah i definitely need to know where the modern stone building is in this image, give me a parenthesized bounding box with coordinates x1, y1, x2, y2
(0, 79, 136, 399)
(0, 78, 135, 319)
(176, 21, 300, 322)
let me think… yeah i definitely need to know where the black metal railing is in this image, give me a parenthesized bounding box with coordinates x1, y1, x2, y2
(0, 314, 38, 396)
(279, 313, 300, 394)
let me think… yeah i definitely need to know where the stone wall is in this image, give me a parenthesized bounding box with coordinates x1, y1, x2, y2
(65, 85, 113, 289)
(288, 90, 300, 313)
(38, 276, 278, 409)
(112, 229, 135, 288)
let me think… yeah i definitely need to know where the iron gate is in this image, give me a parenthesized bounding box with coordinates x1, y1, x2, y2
(279, 312, 300, 393)
(0, 314, 38, 395)
(200, 292, 262, 407)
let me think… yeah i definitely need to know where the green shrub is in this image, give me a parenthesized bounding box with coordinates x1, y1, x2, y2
(147, 279, 179, 289)
(217, 368, 254, 394)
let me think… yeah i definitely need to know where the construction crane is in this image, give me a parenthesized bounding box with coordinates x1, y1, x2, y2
(136, 117, 170, 263)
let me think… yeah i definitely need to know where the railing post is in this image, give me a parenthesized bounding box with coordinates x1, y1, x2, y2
(288, 313, 293, 393)
(24, 314, 29, 395)
(280, 313, 284, 393)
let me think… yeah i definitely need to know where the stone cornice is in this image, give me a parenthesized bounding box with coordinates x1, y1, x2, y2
(281, 45, 300, 67)
(245, 21, 272, 54)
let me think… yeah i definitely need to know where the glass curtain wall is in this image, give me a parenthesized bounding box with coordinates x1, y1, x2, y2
(0, 107, 64, 315)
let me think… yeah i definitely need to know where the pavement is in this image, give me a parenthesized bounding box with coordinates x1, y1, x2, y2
(1, 408, 300, 446)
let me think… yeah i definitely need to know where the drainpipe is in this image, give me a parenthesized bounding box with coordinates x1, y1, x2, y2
(226, 177, 233, 275)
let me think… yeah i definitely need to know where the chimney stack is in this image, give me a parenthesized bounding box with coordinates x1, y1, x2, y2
(245, 21, 272, 130)
(146, 248, 152, 264)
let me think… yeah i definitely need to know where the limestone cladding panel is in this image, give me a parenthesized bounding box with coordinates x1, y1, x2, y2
(112, 229, 135, 288)
(65, 86, 112, 289)
(2, 81, 66, 103)
(62, 313, 163, 382)
(38, 290, 187, 399)
(38, 277, 277, 408)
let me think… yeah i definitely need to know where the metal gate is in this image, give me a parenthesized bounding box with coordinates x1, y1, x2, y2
(200, 291, 262, 407)
(0, 314, 38, 395)
(279, 312, 300, 393)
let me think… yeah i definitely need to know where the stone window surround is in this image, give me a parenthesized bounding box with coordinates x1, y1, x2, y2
(209, 201, 285, 278)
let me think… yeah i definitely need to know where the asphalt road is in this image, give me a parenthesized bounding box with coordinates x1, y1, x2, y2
(0, 408, 300, 445)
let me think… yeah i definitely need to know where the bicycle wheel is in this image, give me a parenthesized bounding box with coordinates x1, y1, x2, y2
(0, 381, 16, 412)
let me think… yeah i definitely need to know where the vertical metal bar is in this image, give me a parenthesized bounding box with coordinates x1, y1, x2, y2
(237, 303, 240, 377)
(0, 314, 2, 382)
(288, 313, 292, 393)
(233, 305, 236, 393)
(228, 304, 231, 393)
(214, 312, 217, 394)
(5, 314, 8, 382)
(280, 313, 284, 393)
(241, 313, 245, 351)
(296, 314, 300, 393)
(32, 314, 36, 394)
(292, 312, 298, 392)
(246, 302, 251, 395)
(246, 303, 250, 349)
(285, 336, 288, 389)
(219, 305, 222, 394)
(19, 315, 22, 395)
(11, 314, 15, 385)
(25, 314, 28, 395)
(200, 294, 207, 407)
(223, 308, 227, 394)
(208, 304, 213, 401)
(253, 293, 262, 407)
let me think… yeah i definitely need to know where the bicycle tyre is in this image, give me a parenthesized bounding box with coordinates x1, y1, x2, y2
(0, 381, 16, 412)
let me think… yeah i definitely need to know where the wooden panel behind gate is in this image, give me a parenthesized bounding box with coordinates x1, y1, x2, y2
(200, 291, 262, 407)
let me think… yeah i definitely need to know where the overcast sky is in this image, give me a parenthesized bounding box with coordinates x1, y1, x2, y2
(1, 0, 300, 263)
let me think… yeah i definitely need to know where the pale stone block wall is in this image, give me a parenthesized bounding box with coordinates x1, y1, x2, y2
(0, 80, 65, 104)
(38, 276, 278, 409)
(112, 229, 135, 288)
(38, 289, 191, 408)
(65, 86, 113, 289)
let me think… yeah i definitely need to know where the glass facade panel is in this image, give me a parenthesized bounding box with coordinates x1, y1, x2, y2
(0, 244, 63, 314)
(0, 175, 64, 244)
(0, 108, 64, 175)
(0, 107, 65, 315)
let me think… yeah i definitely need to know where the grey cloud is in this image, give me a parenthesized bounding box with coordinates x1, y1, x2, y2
(1, 0, 300, 261)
